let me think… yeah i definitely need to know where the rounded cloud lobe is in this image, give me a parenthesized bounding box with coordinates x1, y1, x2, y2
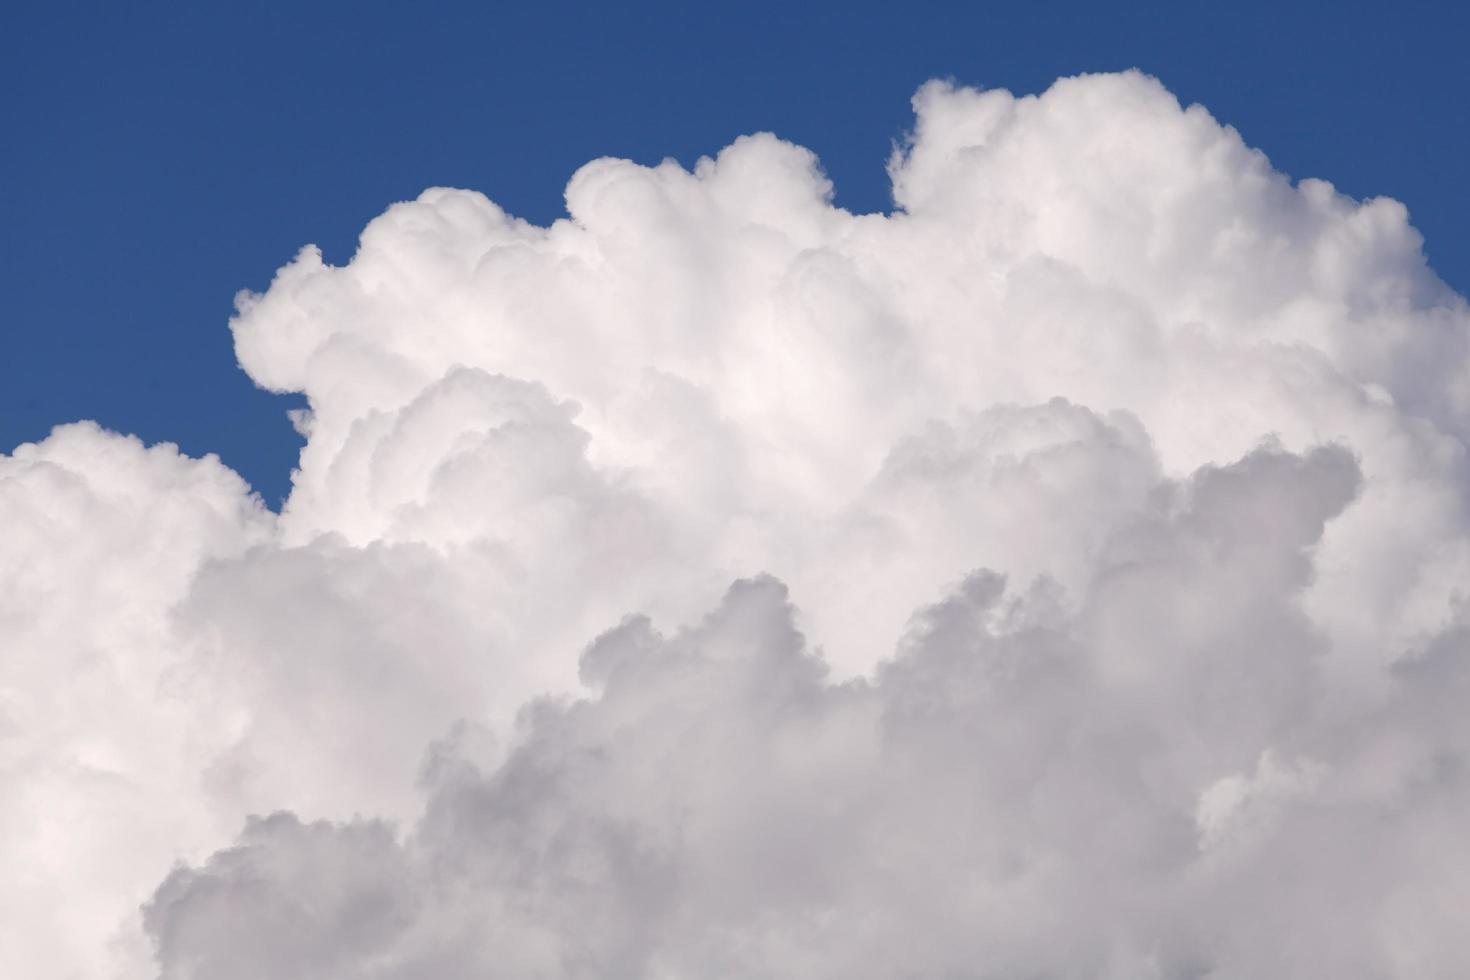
(6, 71, 1470, 978)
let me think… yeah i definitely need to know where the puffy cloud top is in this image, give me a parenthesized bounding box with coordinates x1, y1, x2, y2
(6, 70, 1470, 979)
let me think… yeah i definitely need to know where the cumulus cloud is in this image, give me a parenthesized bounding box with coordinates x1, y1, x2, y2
(5, 70, 1470, 978)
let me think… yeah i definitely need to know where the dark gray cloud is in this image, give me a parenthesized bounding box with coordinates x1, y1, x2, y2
(146, 446, 1470, 978)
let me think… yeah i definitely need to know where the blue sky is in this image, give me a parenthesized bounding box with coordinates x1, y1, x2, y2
(4, 0, 1466, 506)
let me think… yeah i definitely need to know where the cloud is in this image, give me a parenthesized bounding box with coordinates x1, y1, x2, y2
(5, 69, 1470, 978)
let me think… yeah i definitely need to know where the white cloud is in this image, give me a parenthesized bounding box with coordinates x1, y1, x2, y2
(5, 69, 1470, 978)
